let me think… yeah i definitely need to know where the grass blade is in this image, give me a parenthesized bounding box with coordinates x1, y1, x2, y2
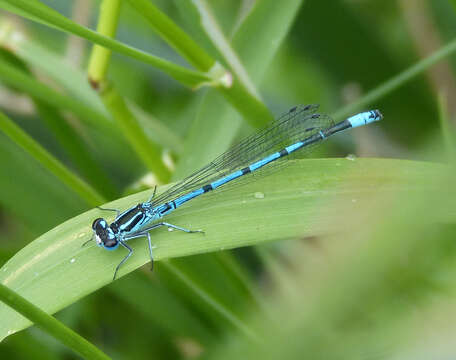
(2, 0, 211, 87)
(124, 0, 272, 128)
(0, 112, 105, 206)
(124, 0, 214, 70)
(0, 283, 110, 360)
(437, 92, 456, 161)
(0, 158, 443, 339)
(161, 261, 260, 342)
(175, 0, 303, 176)
(101, 84, 171, 182)
(0, 58, 108, 125)
(333, 36, 456, 121)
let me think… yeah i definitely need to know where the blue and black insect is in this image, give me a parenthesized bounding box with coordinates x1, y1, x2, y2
(89, 105, 382, 280)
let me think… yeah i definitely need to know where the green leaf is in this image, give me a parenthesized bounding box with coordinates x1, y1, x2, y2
(0, 283, 110, 359)
(205, 161, 456, 360)
(0, 158, 444, 339)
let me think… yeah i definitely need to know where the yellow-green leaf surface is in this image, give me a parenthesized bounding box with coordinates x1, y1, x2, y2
(0, 158, 442, 340)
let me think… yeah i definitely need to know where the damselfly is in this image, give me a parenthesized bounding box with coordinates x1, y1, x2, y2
(89, 105, 382, 280)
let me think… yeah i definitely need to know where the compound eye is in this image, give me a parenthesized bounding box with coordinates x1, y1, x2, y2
(92, 218, 107, 230)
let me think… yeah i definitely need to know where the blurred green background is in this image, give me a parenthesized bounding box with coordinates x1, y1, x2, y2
(0, 0, 456, 359)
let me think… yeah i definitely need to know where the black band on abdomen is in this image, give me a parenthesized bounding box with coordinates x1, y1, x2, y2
(202, 184, 213, 193)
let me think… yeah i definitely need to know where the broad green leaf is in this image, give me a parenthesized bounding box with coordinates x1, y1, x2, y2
(206, 159, 456, 360)
(0, 158, 444, 340)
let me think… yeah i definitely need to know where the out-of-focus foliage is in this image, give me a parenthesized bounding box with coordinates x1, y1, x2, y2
(0, 0, 456, 359)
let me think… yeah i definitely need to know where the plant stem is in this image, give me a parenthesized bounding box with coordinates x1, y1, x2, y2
(125, 0, 273, 127)
(437, 92, 456, 161)
(4, 0, 211, 87)
(88, 0, 122, 88)
(125, 0, 214, 70)
(101, 84, 171, 183)
(0, 283, 110, 360)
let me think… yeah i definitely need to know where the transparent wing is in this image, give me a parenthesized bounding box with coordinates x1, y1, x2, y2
(151, 104, 334, 206)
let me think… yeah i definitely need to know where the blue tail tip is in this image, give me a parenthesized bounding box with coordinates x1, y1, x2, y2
(348, 109, 383, 128)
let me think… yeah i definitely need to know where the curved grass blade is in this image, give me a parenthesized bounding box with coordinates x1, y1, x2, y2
(333, 37, 456, 121)
(0, 158, 443, 340)
(0, 284, 110, 360)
